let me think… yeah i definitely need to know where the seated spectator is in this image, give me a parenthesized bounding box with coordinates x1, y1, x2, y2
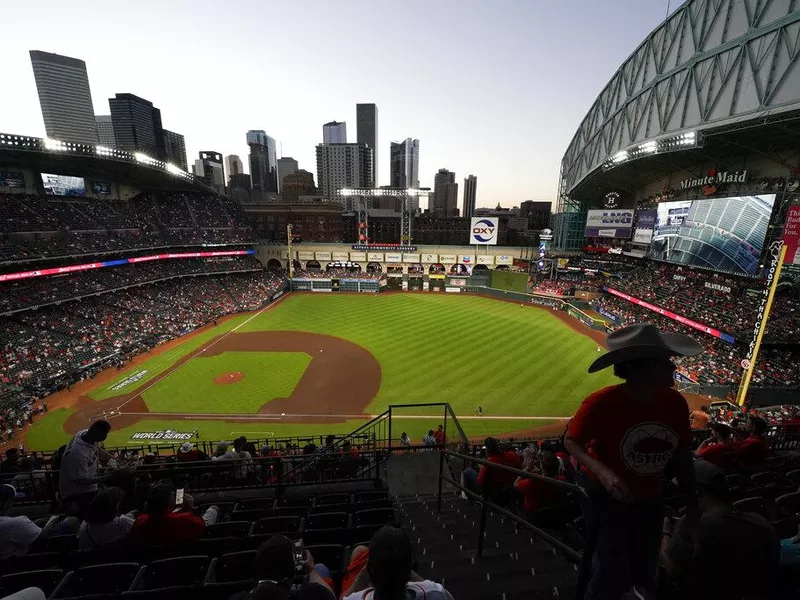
(214, 436, 254, 479)
(58, 420, 111, 515)
(433, 424, 445, 446)
(176, 442, 208, 462)
(129, 482, 218, 545)
(689, 405, 710, 430)
(422, 430, 437, 449)
(0, 449, 21, 481)
(77, 487, 136, 549)
(0, 484, 65, 560)
(660, 461, 780, 599)
(399, 432, 411, 449)
(736, 414, 769, 468)
(514, 451, 567, 519)
(695, 422, 735, 469)
(476, 437, 522, 504)
(341, 525, 453, 599)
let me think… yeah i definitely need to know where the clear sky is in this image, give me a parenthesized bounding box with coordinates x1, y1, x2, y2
(0, 0, 676, 208)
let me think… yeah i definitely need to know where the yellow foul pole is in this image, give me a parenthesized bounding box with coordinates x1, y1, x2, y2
(736, 243, 787, 406)
(287, 224, 294, 280)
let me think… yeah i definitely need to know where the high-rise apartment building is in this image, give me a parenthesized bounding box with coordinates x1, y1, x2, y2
(225, 155, 244, 179)
(323, 121, 347, 144)
(108, 93, 165, 160)
(247, 130, 278, 193)
(356, 104, 378, 184)
(432, 169, 458, 216)
(316, 143, 374, 204)
(463, 175, 477, 218)
(29, 50, 98, 145)
(95, 115, 116, 147)
(163, 130, 187, 171)
(277, 157, 299, 192)
(193, 151, 225, 195)
(282, 170, 316, 203)
(390, 139, 419, 189)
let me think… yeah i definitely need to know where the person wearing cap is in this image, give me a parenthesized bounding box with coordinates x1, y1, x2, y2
(175, 442, 208, 463)
(736, 414, 769, 468)
(695, 422, 735, 469)
(660, 460, 779, 599)
(0, 484, 63, 560)
(564, 323, 702, 600)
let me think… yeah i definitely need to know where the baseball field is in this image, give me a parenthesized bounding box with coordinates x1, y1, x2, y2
(23, 293, 618, 450)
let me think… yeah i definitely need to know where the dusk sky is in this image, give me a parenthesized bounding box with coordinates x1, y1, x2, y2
(0, 0, 676, 208)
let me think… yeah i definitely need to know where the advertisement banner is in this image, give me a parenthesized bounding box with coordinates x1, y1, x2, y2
(476, 255, 494, 265)
(783, 205, 800, 266)
(595, 305, 620, 324)
(635, 210, 656, 229)
(439, 254, 457, 264)
(332, 252, 349, 261)
(495, 255, 513, 265)
(633, 228, 653, 244)
(449, 278, 467, 286)
(315, 252, 332, 261)
(0, 170, 24, 188)
(297, 251, 315, 261)
(469, 217, 499, 245)
(403, 253, 420, 263)
(445, 287, 462, 293)
(367, 252, 384, 262)
(350, 251, 366, 262)
(385, 252, 402, 263)
(584, 209, 634, 238)
(459, 255, 474, 264)
(604, 287, 735, 343)
(421, 253, 438, 263)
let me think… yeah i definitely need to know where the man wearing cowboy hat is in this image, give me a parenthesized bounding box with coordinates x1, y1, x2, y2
(565, 323, 702, 600)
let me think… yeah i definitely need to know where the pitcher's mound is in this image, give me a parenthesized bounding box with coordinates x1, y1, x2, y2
(213, 371, 245, 385)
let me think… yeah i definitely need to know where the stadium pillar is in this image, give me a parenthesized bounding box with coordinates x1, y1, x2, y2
(736, 243, 787, 406)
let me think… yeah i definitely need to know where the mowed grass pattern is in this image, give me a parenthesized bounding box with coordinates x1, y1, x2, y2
(141, 352, 312, 414)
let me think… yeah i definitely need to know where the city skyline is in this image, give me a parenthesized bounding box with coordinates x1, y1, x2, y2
(1, 1, 676, 207)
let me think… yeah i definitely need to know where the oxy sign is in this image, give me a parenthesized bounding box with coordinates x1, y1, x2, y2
(470, 217, 499, 245)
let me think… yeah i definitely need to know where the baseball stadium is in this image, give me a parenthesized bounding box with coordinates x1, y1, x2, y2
(2, 3, 800, 599)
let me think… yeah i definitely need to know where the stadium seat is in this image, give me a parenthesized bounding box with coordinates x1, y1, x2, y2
(0, 552, 60, 575)
(250, 516, 302, 536)
(354, 492, 389, 504)
(275, 497, 313, 508)
(733, 496, 783, 522)
(352, 524, 385, 546)
(51, 563, 141, 598)
(205, 521, 250, 538)
(193, 537, 247, 558)
(786, 469, 800, 485)
(122, 585, 196, 600)
(306, 512, 349, 530)
(235, 498, 274, 511)
(201, 579, 254, 600)
(303, 528, 350, 546)
(230, 508, 272, 522)
(316, 493, 350, 507)
(353, 499, 392, 511)
(776, 492, 800, 517)
(0, 569, 64, 598)
(353, 508, 394, 527)
(305, 544, 344, 578)
(44, 534, 79, 553)
(206, 550, 257, 583)
(131, 556, 211, 590)
(273, 506, 311, 518)
(316, 502, 351, 514)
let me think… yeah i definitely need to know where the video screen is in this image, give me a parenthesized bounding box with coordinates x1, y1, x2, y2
(92, 181, 111, 194)
(41, 173, 85, 197)
(648, 195, 775, 275)
(0, 170, 24, 188)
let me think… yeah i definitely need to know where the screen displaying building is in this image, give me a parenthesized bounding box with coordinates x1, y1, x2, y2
(41, 173, 86, 197)
(648, 194, 775, 275)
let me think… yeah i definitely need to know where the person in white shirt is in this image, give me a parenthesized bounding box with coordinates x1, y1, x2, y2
(77, 486, 136, 550)
(0, 484, 60, 560)
(58, 420, 111, 515)
(214, 436, 253, 480)
(341, 525, 453, 600)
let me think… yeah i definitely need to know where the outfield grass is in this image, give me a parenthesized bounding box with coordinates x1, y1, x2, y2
(26, 293, 615, 450)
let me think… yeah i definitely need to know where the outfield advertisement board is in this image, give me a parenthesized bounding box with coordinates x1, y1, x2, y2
(439, 254, 457, 264)
(495, 255, 513, 265)
(367, 252, 384, 262)
(297, 251, 315, 261)
(350, 252, 366, 262)
(332, 252, 349, 261)
(459, 255, 474, 264)
(477, 255, 494, 265)
(385, 252, 402, 263)
(403, 253, 420, 263)
(469, 217, 499, 245)
(421, 253, 438, 263)
(604, 286, 735, 343)
(315, 252, 332, 261)
(584, 209, 634, 238)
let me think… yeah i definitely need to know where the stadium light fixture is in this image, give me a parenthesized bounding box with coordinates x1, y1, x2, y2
(134, 152, 157, 166)
(166, 163, 187, 176)
(44, 138, 68, 151)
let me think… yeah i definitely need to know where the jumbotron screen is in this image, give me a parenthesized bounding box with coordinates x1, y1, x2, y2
(41, 173, 86, 197)
(648, 194, 775, 275)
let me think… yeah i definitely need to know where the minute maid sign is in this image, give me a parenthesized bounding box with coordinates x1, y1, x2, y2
(679, 168, 748, 195)
(470, 217, 498, 245)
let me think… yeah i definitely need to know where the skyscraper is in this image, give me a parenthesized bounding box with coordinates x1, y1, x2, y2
(390, 139, 419, 189)
(433, 169, 458, 216)
(323, 121, 347, 144)
(247, 130, 278, 193)
(30, 50, 98, 145)
(193, 151, 225, 195)
(108, 93, 165, 160)
(356, 104, 378, 184)
(163, 130, 187, 171)
(463, 175, 477, 218)
(225, 155, 244, 178)
(277, 157, 299, 193)
(316, 143, 374, 203)
(95, 115, 116, 148)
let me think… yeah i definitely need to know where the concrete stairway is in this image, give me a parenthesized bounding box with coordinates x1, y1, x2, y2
(396, 492, 578, 599)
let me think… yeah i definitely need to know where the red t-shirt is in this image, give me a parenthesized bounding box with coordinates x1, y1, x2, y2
(696, 442, 734, 468)
(567, 384, 691, 501)
(736, 436, 768, 468)
(433, 430, 445, 446)
(515, 474, 567, 514)
(477, 451, 522, 492)
(130, 511, 206, 545)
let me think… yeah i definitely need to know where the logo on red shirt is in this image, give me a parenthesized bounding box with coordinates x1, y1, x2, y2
(620, 422, 679, 475)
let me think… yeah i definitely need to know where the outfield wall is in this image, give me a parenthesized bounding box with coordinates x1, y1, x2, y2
(489, 270, 530, 293)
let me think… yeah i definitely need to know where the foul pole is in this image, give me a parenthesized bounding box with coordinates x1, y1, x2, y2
(736, 242, 787, 406)
(287, 224, 294, 280)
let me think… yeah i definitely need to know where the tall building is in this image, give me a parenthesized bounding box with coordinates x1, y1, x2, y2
(225, 155, 244, 178)
(108, 93, 165, 159)
(282, 169, 316, 203)
(356, 104, 378, 183)
(390, 139, 419, 189)
(29, 50, 98, 145)
(193, 151, 225, 195)
(163, 130, 187, 171)
(432, 169, 458, 216)
(316, 143, 374, 204)
(277, 157, 299, 192)
(323, 121, 347, 144)
(95, 115, 116, 147)
(520, 200, 552, 230)
(247, 130, 278, 193)
(463, 174, 477, 218)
